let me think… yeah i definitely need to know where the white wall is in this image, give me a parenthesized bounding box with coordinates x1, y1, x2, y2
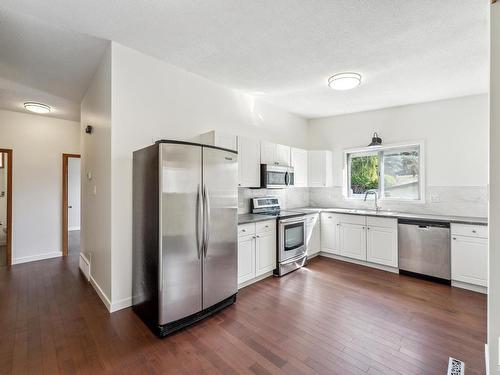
(110, 42, 309, 308)
(308, 94, 489, 216)
(67, 157, 81, 231)
(489, 4, 499, 374)
(0, 109, 80, 263)
(80, 45, 112, 304)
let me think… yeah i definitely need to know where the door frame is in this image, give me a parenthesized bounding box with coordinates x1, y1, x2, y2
(62, 153, 81, 256)
(0, 149, 12, 266)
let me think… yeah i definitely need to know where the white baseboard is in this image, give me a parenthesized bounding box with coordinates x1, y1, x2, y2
(319, 252, 399, 274)
(485, 344, 489, 375)
(110, 297, 132, 312)
(79, 253, 90, 280)
(451, 280, 487, 294)
(13, 251, 62, 265)
(90, 275, 112, 312)
(89, 274, 132, 313)
(69, 226, 81, 231)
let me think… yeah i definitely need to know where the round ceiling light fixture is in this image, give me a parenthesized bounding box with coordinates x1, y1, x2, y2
(24, 101, 51, 114)
(328, 72, 362, 91)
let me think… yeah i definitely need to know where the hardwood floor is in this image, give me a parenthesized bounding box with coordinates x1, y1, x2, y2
(0, 254, 486, 374)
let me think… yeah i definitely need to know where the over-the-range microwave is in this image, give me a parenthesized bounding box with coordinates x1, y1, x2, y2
(260, 164, 294, 189)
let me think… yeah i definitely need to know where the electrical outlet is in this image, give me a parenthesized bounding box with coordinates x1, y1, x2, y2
(430, 194, 440, 203)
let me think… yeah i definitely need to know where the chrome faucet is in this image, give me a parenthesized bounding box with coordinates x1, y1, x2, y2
(364, 189, 380, 212)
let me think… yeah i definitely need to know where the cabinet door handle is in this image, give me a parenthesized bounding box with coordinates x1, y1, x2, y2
(265, 225, 269, 228)
(367, 227, 370, 230)
(472, 230, 477, 233)
(452, 237, 457, 240)
(242, 229, 246, 232)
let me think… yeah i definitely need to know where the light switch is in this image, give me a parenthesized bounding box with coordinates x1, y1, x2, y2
(93, 185, 97, 195)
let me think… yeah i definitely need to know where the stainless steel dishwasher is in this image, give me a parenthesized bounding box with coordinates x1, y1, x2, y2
(398, 219, 451, 283)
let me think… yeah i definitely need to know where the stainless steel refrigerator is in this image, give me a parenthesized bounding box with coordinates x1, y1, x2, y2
(132, 140, 238, 337)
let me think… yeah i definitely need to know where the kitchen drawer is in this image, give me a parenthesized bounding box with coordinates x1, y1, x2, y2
(451, 223, 487, 238)
(238, 223, 255, 237)
(339, 214, 366, 226)
(367, 216, 397, 229)
(256, 220, 276, 234)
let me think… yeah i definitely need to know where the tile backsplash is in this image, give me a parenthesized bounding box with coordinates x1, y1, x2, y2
(238, 188, 309, 213)
(309, 186, 487, 218)
(238, 185, 487, 218)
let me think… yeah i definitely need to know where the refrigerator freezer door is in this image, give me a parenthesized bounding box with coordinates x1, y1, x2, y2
(159, 143, 203, 325)
(202, 147, 238, 309)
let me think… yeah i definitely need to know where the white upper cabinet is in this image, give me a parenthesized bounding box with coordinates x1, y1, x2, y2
(290, 148, 308, 187)
(308, 150, 333, 187)
(260, 141, 290, 166)
(276, 144, 291, 166)
(197, 130, 238, 151)
(238, 136, 261, 188)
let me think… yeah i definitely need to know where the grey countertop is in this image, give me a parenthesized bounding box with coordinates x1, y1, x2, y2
(292, 207, 488, 226)
(238, 213, 277, 225)
(238, 207, 487, 226)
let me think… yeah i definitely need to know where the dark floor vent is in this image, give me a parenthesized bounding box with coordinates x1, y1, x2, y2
(447, 357, 465, 375)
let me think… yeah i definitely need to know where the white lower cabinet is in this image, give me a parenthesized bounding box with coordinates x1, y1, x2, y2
(237, 235, 256, 284)
(238, 220, 276, 287)
(339, 223, 367, 261)
(306, 214, 321, 257)
(327, 214, 397, 267)
(255, 231, 276, 276)
(366, 225, 398, 267)
(451, 224, 488, 288)
(320, 212, 340, 254)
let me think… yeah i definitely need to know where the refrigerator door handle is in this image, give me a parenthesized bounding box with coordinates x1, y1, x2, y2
(203, 184, 211, 257)
(196, 185, 203, 259)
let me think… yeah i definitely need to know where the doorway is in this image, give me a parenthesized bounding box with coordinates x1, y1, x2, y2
(0, 149, 12, 266)
(62, 153, 81, 256)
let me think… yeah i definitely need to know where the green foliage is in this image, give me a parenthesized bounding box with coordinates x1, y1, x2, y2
(350, 155, 378, 193)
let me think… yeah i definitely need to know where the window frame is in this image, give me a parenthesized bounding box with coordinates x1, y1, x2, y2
(343, 140, 425, 203)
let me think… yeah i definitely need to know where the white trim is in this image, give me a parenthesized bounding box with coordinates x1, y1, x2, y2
(485, 344, 489, 375)
(69, 226, 81, 231)
(79, 253, 90, 280)
(238, 271, 273, 289)
(90, 275, 112, 311)
(110, 297, 132, 312)
(13, 251, 62, 264)
(319, 252, 399, 274)
(343, 140, 426, 203)
(451, 280, 487, 294)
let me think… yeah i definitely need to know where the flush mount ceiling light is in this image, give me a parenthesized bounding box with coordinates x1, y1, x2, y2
(24, 102, 51, 114)
(328, 72, 362, 91)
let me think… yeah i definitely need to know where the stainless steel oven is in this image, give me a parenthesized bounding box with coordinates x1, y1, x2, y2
(261, 164, 294, 189)
(276, 216, 307, 276)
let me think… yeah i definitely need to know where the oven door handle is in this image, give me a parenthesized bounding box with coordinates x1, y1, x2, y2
(279, 217, 306, 224)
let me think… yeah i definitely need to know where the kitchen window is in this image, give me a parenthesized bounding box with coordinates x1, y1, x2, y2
(345, 143, 424, 201)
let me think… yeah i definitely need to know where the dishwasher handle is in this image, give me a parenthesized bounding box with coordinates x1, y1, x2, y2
(398, 218, 450, 228)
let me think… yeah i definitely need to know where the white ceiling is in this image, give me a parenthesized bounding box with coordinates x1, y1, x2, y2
(0, 7, 108, 121)
(0, 0, 489, 119)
